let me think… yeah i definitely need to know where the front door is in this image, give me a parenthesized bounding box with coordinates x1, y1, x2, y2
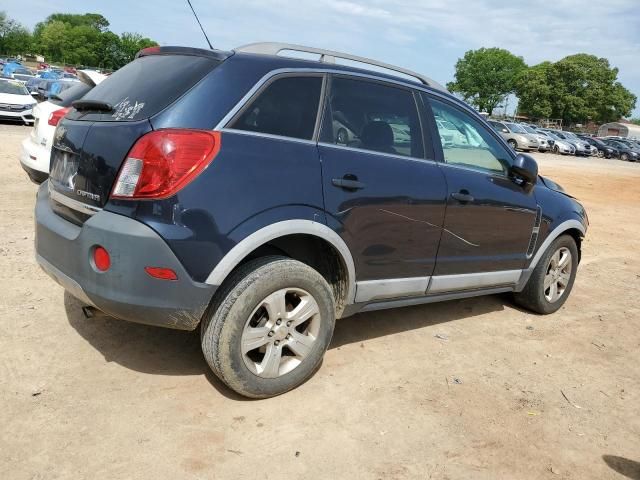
(319, 76, 447, 303)
(423, 94, 538, 293)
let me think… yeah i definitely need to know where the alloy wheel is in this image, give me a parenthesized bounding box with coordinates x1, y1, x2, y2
(241, 288, 321, 378)
(544, 247, 572, 303)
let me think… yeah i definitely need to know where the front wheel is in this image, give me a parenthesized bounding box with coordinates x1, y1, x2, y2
(513, 235, 579, 314)
(201, 256, 336, 398)
(621, 153, 629, 161)
(507, 139, 518, 150)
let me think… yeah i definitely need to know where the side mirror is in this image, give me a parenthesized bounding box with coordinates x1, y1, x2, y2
(511, 153, 538, 186)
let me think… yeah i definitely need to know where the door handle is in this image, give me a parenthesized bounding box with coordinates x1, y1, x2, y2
(451, 191, 474, 203)
(332, 177, 365, 190)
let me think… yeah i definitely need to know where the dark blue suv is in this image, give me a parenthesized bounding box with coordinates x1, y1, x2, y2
(35, 43, 588, 397)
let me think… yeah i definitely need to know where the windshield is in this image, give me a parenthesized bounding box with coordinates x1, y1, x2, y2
(546, 132, 562, 141)
(522, 125, 538, 134)
(506, 123, 526, 133)
(562, 131, 578, 139)
(0, 81, 29, 95)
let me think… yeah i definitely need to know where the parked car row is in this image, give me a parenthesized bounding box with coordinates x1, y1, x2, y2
(487, 119, 638, 161)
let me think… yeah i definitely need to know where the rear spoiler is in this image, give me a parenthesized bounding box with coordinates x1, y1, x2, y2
(135, 46, 232, 62)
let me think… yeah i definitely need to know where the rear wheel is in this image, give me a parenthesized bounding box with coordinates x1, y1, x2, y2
(621, 153, 629, 161)
(201, 256, 336, 398)
(513, 235, 578, 314)
(507, 139, 517, 150)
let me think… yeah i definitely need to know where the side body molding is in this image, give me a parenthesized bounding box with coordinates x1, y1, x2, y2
(516, 219, 586, 291)
(205, 220, 356, 304)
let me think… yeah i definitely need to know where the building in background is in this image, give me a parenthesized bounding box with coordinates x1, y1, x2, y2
(597, 121, 640, 139)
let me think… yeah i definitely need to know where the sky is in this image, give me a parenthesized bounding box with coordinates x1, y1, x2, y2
(6, 0, 640, 116)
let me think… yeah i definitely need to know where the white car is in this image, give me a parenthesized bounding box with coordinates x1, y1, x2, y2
(0, 78, 37, 125)
(19, 70, 106, 183)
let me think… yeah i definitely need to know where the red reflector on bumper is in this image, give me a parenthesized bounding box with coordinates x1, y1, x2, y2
(93, 246, 110, 271)
(144, 267, 178, 281)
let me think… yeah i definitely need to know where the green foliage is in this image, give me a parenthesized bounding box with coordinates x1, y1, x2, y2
(516, 54, 636, 123)
(1, 11, 157, 69)
(631, 118, 640, 126)
(447, 47, 527, 115)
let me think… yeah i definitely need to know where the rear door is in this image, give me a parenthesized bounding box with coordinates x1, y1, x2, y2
(318, 75, 447, 302)
(422, 94, 538, 292)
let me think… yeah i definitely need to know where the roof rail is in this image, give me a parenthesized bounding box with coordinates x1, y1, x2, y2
(234, 42, 446, 91)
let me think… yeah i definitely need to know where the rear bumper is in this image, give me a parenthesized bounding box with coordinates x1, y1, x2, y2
(20, 137, 49, 183)
(35, 182, 216, 330)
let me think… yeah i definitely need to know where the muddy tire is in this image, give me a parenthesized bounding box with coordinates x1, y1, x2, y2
(201, 256, 335, 398)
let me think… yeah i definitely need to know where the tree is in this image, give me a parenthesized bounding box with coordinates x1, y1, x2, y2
(515, 54, 636, 123)
(118, 32, 157, 66)
(447, 48, 527, 115)
(515, 62, 553, 119)
(29, 12, 157, 68)
(631, 118, 640, 126)
(0, 11, 31, 55)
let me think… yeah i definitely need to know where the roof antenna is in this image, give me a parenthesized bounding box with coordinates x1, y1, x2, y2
(186, 0, 214, 50)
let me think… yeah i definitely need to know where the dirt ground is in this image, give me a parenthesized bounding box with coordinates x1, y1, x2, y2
(1, 122, 639, 480)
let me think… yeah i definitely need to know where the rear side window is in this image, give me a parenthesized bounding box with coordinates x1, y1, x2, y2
(229, 76, 323, 140)
(320, 77, 424, 158)
(77, 54, 220, 121)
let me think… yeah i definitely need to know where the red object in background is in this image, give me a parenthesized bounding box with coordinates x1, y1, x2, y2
(37, 63, 49, 70)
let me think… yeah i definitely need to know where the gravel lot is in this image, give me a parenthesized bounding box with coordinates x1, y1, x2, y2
(1, 122, 639, 479)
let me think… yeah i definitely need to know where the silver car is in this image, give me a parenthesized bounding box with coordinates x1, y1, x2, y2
(521, 124, 550, 152)
(488, 120, 539, 151)
(541, 130, 575, 155)
(548, 130, 591, 157)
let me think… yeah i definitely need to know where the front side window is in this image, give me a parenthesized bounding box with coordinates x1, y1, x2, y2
(320, 76, 424, 158)
(230, 75, 323, 140)
(426, 95, 512, 174)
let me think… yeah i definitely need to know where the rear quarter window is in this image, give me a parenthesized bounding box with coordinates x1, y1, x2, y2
(70, 54, 220, 122)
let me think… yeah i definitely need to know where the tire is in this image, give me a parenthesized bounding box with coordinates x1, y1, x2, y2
(507, 139, 517, 150)
(513, 235, 579, 315)
(201, 256, 336, 398)
(621, 153, 629, 162)
(554, 145, 560, 154)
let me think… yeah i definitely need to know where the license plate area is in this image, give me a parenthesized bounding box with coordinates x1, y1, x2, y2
(49, 147, 79, 192)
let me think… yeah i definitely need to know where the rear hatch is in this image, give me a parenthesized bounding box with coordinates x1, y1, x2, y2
(48, 48, 229, 221)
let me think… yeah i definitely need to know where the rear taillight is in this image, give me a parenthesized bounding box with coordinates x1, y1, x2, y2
(48, 107, 71, 126)
(111, 129, 221, 199)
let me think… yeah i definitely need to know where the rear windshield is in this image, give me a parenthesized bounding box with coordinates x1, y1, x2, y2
(50, 82, 92, 106)
(76, 54, 220, 121)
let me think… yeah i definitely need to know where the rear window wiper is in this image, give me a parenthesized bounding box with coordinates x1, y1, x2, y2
(72, 99, 113, 113)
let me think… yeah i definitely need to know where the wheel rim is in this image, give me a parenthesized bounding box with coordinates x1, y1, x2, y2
(508, 140, 516, 149)
(544, 247, 572, 303)
(241, 288, 321, 378)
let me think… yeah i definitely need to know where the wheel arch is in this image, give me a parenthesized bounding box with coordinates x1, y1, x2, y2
(205, 220, 356, 316)
(516, 219, 586, 291)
